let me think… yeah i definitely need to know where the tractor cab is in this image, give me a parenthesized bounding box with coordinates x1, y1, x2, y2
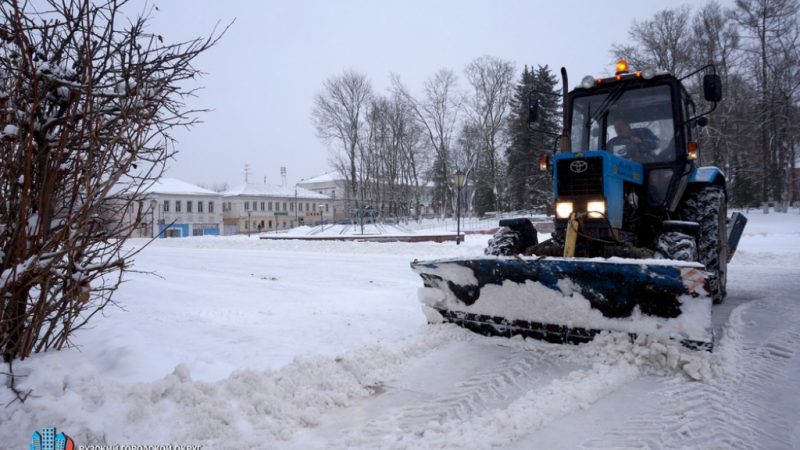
(564, 61, 713, 213)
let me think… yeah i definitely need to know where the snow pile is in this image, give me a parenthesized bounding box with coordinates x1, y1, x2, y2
(0, 326, 474, 449)
(572, 332, 722, 381)
(1, 123, 18, 138)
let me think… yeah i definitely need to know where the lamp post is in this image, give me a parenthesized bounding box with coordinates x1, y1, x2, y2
(454, 171, 466, 245)
(318, 204, 325, 231)
(247, 210, 252, 238)
(150, 199, 158, 238)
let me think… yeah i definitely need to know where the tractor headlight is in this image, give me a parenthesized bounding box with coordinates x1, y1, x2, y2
(556, 201, 574, 219)
(587, 200, 606, 218)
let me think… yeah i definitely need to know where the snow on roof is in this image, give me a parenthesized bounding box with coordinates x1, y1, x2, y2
(143, 178, 219, 196)
(299, 172, 344, 184)
(223, 183, 330, 199)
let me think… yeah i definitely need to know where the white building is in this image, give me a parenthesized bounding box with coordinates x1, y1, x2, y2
(297, 172, 441, 219)
(120, 178, 223, 238)
(296, 172, 347, 221)
(222, 183, 332, 234)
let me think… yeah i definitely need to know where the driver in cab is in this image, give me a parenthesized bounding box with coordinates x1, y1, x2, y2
(608, 118, 659, 160)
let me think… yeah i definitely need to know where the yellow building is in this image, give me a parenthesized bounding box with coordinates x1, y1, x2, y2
(221, 183, 332, 234)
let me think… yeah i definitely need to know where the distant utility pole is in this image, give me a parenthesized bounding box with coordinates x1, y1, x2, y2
(244, 163, 252, 183)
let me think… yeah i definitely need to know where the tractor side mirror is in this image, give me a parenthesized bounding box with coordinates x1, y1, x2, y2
(528, 95, 539, 124)
(703, 74, 722, 102)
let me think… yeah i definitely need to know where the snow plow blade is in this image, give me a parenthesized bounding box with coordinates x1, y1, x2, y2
(410, 257, 713, 351)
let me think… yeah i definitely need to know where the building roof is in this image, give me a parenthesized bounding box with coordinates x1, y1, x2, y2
(223, 183, 330, 199)
(300, 172, 345, 184)
(144, 178, 219, 196)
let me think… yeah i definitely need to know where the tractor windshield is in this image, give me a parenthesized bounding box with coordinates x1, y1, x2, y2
(570, 85, 676, 164)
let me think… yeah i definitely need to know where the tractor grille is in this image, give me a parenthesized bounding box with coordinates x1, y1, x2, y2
(557, 157, 603, 196)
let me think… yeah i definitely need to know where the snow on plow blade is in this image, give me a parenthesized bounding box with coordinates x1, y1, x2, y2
(410, 257, 713, 351)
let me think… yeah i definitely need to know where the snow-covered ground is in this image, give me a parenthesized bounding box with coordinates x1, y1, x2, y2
(2, 211, 799, 448)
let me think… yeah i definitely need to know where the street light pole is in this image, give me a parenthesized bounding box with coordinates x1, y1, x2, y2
(247, 210, 252, 238)
(150, 199, 158, 238)
(454, 171, 466, 245)
(319, 204, 325, 231)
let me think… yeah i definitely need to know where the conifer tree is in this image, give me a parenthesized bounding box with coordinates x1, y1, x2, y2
(506, 65, 560, 212)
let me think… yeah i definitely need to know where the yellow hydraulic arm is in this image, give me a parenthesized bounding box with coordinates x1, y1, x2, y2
(563, 213, 580, 257)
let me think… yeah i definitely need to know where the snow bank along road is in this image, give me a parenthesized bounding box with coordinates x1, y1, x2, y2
(1, 212, 799, 449)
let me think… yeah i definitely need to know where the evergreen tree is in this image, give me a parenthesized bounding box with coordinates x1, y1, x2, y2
(506, 65, 560, 212)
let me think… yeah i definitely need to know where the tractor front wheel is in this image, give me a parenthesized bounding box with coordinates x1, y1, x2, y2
(679, 186, 728, 304)
(485, 228, 523, 256)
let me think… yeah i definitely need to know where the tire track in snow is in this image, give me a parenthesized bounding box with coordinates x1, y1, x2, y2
(333, 349, 559, 449)
(579, 299, 800, 449)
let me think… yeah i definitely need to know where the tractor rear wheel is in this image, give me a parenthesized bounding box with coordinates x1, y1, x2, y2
(679, 186, 728, 303)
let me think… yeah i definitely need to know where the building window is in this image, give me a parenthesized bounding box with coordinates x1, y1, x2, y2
(187, 201, 193, 213)
(290, 202, 294, 212)
(176, 201, 181, 212)
(283, 202, 287, 211)
(209, 201, 214, 213)
(260, 201, 265, 211)
(245, 201, 250, 210)
(326, 204, 329, 212)
(306, 202, 310, 211)
(268, 202, 272, 211)
(163, 200, 169, 212)
(198, 201, 203, 213)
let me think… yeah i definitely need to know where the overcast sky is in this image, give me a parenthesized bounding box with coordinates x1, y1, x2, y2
(139, 0, 733, 188)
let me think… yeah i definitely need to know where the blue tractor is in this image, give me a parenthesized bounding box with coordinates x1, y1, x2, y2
(411, 62, 748, 350)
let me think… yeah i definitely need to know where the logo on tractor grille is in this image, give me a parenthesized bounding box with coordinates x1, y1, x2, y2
(569, 160, 588, 173)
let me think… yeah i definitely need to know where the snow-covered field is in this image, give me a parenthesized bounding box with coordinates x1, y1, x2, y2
(2, 211, 799, 449)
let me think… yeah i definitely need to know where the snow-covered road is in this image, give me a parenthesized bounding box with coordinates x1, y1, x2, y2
(2, 211, 799, 449)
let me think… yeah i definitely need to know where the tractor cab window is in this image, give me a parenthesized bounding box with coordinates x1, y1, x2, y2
(571, 85, 676, 164)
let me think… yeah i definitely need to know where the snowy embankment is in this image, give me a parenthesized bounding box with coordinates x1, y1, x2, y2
(2, 211, 799, 449)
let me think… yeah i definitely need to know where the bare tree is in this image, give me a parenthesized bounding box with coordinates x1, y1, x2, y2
(735, 0, 800, 210)
(312, 70, 372, 228)
(392, 70, 462, 217)
(464, 56, 514, 215)
(612, 6, 694, 77)
(388, 92, 429, 220)
(691, 3, 741, 170)
(0, 0, 224, 364)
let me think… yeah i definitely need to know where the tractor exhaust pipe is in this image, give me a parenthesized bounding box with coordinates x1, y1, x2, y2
(560, 67, 571, 153)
